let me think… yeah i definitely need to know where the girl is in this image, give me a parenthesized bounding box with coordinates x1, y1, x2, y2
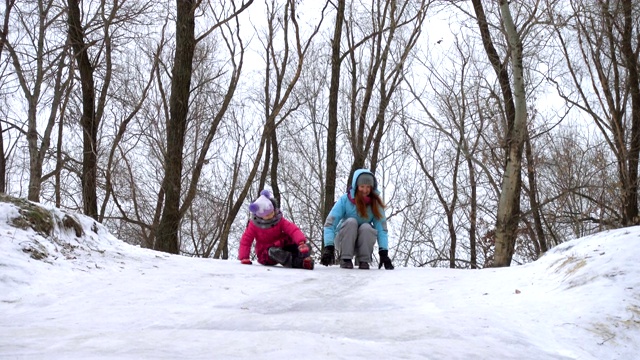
(321, 169, 394, 270)
(238, 190, 314, 270)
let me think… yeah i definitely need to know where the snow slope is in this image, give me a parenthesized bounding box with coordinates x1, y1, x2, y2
(1, 201, 639, 359)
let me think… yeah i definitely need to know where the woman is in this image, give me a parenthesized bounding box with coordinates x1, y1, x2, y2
(320, 169, 394, 270)
(238, 190, 314, 270)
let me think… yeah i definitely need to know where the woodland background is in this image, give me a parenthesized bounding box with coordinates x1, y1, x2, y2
(1, 0, 638, 269)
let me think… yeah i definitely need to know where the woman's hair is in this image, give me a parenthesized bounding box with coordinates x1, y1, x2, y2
(355, 189, 385, 219)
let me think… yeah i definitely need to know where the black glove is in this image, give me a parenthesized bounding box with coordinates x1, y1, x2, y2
(320, 245, 335, 266)
(378, 249, 394, 270)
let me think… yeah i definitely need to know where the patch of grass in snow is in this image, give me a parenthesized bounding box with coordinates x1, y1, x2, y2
(590, 308, 640, 346)
(0, 194, 54, 238)
(548, 254, 598, 289)
(589, 322, 617, 345)
(0, 194, 87, 261)
(624, 304, 640, 328)
(553, 255, 587, 276)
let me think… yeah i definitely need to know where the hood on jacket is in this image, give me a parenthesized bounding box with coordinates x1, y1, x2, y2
(349, 168, 379, 198)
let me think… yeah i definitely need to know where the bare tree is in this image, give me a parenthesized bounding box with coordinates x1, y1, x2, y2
(1, 0, 69, 202)
(323, 0, 345, 232)
(537, 127, 618, 239)
(155, 0, 254, 254)
(154, 0, 200, 254)
(275, 38, 332, 254)
(621, 1, 640, 225)
(67, 0, 100, 218)
(343, 0, 429, 183)
(492, 0, 528, 267)
(256, 0, 327, 203)
(549, 1, 640, 227)
(212, 0, 327, 258)
(0, 0, 16, 193)
(98, 37, 162, 222)
(469, 0, 529, 266)
(66, 0, 161, 221)
(523, 127, 548, 256)
(404, 33, 492, 268)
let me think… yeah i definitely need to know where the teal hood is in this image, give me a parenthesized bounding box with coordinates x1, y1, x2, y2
(349, 169, 379, 198)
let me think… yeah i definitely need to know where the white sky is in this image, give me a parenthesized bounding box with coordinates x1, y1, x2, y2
(1, 201, 639, 359)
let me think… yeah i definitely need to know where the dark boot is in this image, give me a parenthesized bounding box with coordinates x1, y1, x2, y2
(302, 256, 314, 270)
(291, 254, 314, 270)
(268, 247, 292, 268)
(358, 262, 370, 270)
(340, 259, 354, 269)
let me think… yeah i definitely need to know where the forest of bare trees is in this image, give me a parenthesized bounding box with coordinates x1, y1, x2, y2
(2, 0, 639, 268)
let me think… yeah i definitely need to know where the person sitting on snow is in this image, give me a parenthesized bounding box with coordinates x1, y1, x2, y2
(238, 190, 314, 270)
(320, 168, 394, 270)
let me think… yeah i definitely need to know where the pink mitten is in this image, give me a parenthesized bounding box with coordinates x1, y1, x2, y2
(298, 243, 309, 256)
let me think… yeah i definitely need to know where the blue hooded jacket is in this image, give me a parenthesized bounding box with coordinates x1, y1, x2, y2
(323, 169, 389, 250)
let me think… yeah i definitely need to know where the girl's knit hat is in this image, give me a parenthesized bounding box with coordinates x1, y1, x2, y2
(249, 190, 274, 217)
(356, 173, 375, 187)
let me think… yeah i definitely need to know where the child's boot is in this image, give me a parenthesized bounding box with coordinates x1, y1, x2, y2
(340, 259, 354, 269)
(268, 247, 293, 267)
(302, 256, 314, 270)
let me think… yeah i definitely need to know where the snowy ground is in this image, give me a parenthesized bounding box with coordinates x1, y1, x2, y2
(1, 201, 639, 359)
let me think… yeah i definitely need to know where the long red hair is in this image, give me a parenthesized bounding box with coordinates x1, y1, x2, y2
(355, 190, 385, 219)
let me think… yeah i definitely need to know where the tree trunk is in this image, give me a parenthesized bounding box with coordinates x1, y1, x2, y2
(55, 109, 64, 207)
(26, 100, 42, 202)
(29, 50, 67, 204)
(0, 120, 4, 193)
(493, 0, 528, 267)
(525, 133, 547, 254)
(323, 0, 345, 226)
(621, 0, 640, 225)
(0, 0, 15, 194)
(269, 130, 281, 206)
(470, 0, 516, 134)
(258, 136, 271, 192)
(466, 153, 478, 268)
(155, 0, 197, 254)
(68, 0, 98, 219)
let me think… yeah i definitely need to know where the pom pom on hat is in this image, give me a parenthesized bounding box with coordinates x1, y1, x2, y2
(249, 190, 274, 217)
(356, 173, 375, 187)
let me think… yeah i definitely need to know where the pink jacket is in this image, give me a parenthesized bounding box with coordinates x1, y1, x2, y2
(238, 217, 306, 265)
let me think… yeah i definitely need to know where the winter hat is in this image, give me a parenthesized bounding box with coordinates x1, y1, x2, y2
(249, 190, 275, 217)
(356, 173, 375, 187)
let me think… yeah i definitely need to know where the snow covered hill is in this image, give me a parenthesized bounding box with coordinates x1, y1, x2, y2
(1, 198, 639, 359)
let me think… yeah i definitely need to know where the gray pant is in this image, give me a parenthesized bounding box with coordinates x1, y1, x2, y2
(335, 218, 377, 263)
